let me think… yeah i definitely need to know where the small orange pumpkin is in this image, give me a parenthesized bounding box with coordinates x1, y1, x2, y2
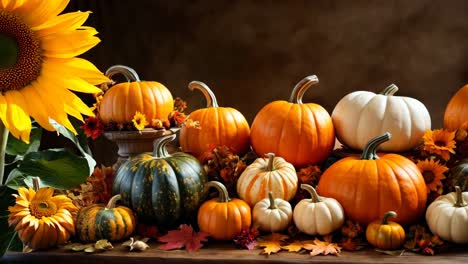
(366, 211, 406, 250)
(444, 84, 468, 131)
(250, 75, 335, 167)
(197, 181, 251, 240)
(99, 65, 174, 124)
(179, 81, 250, 158)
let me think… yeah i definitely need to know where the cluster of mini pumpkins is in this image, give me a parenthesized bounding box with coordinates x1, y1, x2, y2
(95, 65, 468, 249)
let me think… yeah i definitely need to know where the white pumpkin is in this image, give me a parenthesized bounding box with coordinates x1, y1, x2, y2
(253, 192, 292, 232)
(426, 186, 468, 244)
(237, 153, 298, 207)
(293, 184, 344, 236)
(332, 84, 431, 152)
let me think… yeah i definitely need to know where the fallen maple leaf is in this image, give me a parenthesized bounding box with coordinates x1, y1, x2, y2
(158, 224, 210, 252)
(257, 233, 289, 255)
(303, 239, 341, 256)
(281, 240, 314, 252)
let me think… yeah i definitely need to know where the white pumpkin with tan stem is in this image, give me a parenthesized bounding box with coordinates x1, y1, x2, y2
(426, 186, 468, 244)
(332, 84, 431, 152)
(237, 153, 297, 207)
(293, 184, 344, 236)
(253, 192, 292, 232)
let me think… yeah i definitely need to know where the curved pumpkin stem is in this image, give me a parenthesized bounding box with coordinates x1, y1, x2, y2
(188, 81, 219, 107)
(106, 194, 122, 209)
(206, 181, 231, 203)
(288, 75, 319, 104)
(381, 211, 397, 225)
(105, 65, 141, 82)
(153, 134, 177, 157)
(32, 176, 40, 192)
(379, 84, 399, 96)
(454, 186, 467, 207)
(361, 132, 392, 160)
(265, 153, 276, 171)
(300, 184, 321, 203)
(268, 191, 277, 209)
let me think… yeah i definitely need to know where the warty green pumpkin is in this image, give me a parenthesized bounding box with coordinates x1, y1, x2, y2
(112, 133, 208, 229)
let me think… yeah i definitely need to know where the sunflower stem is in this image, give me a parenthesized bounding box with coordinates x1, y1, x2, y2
(0, 122, 8, 186)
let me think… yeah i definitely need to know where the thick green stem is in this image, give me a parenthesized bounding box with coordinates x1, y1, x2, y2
(268, 192, 277, 209)
(0, 122, 8, 186)
(265, 153, 276, 171)
(106, 194, 122, 209)
(153, 134, 176, 157)
(206, 181, 231, 203)
(381, 211, 397, 225)
(361, 132, 392, 160)
(454, 186, 467, 207)
(288, 75, 319, 104)
(380, 84, 399, 96)
(301, 184, 321, 203)
(188, 81, 219, 107)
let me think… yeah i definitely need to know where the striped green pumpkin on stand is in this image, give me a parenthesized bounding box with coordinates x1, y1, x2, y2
(76, 194, 136, 242)
(112, 134, 208, 230)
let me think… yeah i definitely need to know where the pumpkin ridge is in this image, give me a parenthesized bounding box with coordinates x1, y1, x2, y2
(278, 103, 295, 161)
(377, 159, 403, 217)
(225, 108, 239, 151)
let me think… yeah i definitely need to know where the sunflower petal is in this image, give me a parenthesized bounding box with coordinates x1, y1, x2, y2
(0, 94, 16, 140)
(41, 29, 101, 58)
(4, 90, 31, 143)
(1, 0, 24, 10)
(14, 0, 70, 28)
(32, 11, 91, 37)
(17, 187, 30, 200)
(34, 187, 54, 200)
(18, 225, 35, 243)
(19, 85, 55, 131)
(29, 221, 46, 249)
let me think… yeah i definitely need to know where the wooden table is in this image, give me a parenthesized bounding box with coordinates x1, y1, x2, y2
(2, 242, 467, 264)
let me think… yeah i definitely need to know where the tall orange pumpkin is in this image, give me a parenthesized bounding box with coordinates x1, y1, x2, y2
(444, 84, 468, 131)
(317, 133, 427, 226)
(99, 65, 174, 124)
(179, 81, 250, 158)
(250, 75, 335, 167)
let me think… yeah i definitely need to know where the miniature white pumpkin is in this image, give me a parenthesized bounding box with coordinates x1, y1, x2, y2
(237, 153, 297, 207)
(253, 192, 292, 232)
(293, 184, 344, 236)
(332, 84, 431, 152)
(426, 186, 468, 244)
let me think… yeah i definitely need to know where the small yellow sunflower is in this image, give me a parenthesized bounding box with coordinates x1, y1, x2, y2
(422, 129, 456, 161)
(0, 0, 108, 142)
(416, 159, 448, 194)
(132, 111, 149, 131)
(8, 186, 78, 250)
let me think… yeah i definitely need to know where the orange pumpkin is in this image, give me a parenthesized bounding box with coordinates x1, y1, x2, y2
(250, 75, 335, 167)
(317, 133, 427, 226)
(366, 211, 406, 250)
(444, 84, 468, 131)
(179, 81, 250, 158)
(197, 181, 251, 240)
(99, 65, 174, 124)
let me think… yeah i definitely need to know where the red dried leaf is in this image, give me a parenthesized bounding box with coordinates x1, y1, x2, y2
(158, 224, 210, 252)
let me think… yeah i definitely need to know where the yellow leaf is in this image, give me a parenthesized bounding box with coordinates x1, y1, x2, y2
(303, 239, 341, 256)
(281, 240, 315, 252)
(257, 233, 289, 255)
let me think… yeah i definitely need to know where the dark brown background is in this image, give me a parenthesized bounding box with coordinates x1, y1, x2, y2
(63, 0, 468, 166)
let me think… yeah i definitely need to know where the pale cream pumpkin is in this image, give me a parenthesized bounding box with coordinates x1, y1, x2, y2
(236, 153, 297, 207)
(293, 184, 344, 236)
(253, 192, 292, 232)
(332, 84, 431, 152)
(426, 186, 468, 244)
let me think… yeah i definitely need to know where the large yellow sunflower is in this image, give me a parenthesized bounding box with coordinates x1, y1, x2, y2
(0, 0, 108, 143)
(422, 129, 456, 161)
(416, 158, 448, 194)
(8, 186, 78, 249)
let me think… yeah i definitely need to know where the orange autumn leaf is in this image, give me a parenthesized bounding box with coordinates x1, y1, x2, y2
(281, 240, 315, 252)
(303, 239, 341, 256)
(257, 233, 289, 255)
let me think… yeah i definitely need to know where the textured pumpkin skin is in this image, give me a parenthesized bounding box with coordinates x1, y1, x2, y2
(332, 87, 431, 152)
(317, 154, 427, 226)
(252, 193, 292, 232)
(76, 202, 136, 242)
(198, 181, 251, 240)
(251, 76, 334, 169)
(237, 153, 298, 207)
(426, 187, 468, 244)
(112, 151, 207, 229)
(366, 212, 405, 250)
(180, 106, 250, 157)
(444, 84, 468, 131)
(99, 81, 174, 124)
(448, 159, 468, 192)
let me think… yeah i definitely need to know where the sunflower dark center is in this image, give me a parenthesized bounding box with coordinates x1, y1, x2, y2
(30, 200, 57, 218)
(0, 10, 42, 93)
(434, 140, 446, 147)
(423, 171, 435, 184)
